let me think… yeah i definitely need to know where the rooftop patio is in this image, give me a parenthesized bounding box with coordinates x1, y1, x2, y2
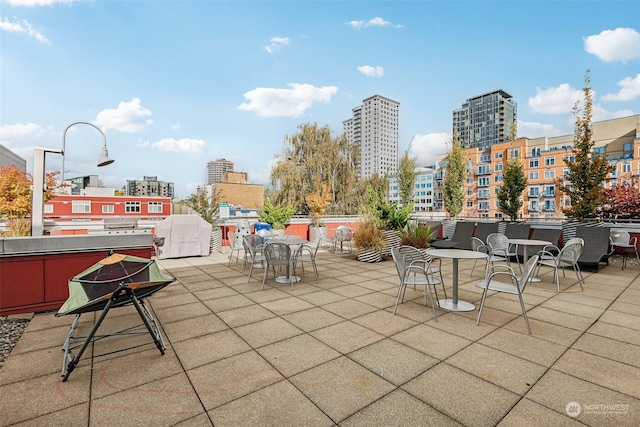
(1, 248, 639, 426)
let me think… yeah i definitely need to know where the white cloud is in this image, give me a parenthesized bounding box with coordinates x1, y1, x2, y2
(408, 132, 451, 166)
(528, 84, 583, 114)
(601, 74, 640, 102)
(0, 17, 50, 44)
(252, 157, 280, 185)
(584, 27, 640, 63)
(238, 83, 338, 118)
(592, 104, 635, 122)
(264, 36, 290, 53)
(94, 98, 153, 132)
(347, 17, 400, 29)
(170, 122, 181, 131)
(135, 138, 150, 148)
(151, 138, 205, 153)
(0, 122, 44, 141)
(2, 0, 73, 6)
(517, 120, 567, 139)
(357, 65, 384, 77)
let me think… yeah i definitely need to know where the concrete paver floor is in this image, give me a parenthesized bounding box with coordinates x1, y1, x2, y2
(1, 248, 639, 426)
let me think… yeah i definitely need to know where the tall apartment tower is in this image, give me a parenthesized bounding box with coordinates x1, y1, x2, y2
(207, 158, 234, 184)
(343, 95, 400, 179)
(126, 176, 175, 198)
(453, 89, 517, 150)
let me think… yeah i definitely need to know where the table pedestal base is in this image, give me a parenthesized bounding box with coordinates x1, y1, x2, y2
(438, 299, 475, 312)
(275, 276, 301, 284)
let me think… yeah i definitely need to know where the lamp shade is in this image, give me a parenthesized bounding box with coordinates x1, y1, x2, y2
(97, 145, 115, 167)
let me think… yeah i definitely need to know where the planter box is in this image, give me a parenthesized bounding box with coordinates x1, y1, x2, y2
(0, 234, 153, 316)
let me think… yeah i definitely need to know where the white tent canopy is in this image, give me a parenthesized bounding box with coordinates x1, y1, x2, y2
(155, 215, 212, 259)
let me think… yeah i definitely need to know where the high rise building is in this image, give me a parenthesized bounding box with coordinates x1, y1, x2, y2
(126, 176, 174, 198)
(207, 158, 234, 184)
(453, 89, 517, 150)
(343, 95, 400, 179)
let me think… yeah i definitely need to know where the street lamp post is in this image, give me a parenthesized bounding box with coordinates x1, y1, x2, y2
(61, 121, 114, 183)
(31, 147, 63, 236)
(30, 122, 114, 236)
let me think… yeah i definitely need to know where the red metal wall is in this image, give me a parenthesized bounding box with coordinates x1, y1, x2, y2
(0, 247, 153, 316)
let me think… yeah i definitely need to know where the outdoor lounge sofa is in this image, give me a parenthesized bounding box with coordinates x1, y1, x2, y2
(575, 225, 613, 271)
(473, 221, 500, 244)
(431, 221, 475, 250)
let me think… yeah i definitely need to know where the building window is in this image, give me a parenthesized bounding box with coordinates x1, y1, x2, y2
(102, 205, 114, 214)
(544, 157, 555, 166)
(529, 171, 539, 180)
(529, 186, 539, 197)
(494, 163, 503, 171)
(495, 174, 503, 182)
(466, 200, 473, 207)
(125, 201, 141, 213)
(544, 170, 555, 179)
(478, 177, 490, 186)
(510, 149, 519, 158)
(623, 163, 631, 173)
(495, 152, 503, 159)
(44, 204, 53, 214)
(148, 202, 163, 213)
(544, 184, 555, 197)
(72, 200, 91, 213)
(529, 159, 539, 168)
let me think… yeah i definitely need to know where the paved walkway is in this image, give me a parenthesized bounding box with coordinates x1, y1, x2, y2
(1, 248, 639, 426)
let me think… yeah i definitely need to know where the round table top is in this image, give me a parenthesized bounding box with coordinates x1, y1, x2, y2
(507, 239, 552, 246)
(425, 248, 488, 259)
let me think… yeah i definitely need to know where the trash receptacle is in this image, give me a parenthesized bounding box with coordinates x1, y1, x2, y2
(254, 222, 271, 232)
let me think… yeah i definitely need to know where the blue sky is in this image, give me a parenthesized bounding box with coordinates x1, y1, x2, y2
(1, 0, 639, 199)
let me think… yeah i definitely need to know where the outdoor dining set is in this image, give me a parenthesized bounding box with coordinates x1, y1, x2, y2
(223, 220, 634, 336)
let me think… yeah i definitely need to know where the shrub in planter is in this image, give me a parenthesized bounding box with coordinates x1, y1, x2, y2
(354, 212, 386, 262)
(259, 190, 296, 231)
(401, 221, 436, 250)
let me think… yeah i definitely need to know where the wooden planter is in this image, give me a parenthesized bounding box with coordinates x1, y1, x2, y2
(357, 248, 382, 263)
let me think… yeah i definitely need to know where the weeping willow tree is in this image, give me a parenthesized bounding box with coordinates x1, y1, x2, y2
(270, 122, 360, 215)
(443, 129, 465, 218)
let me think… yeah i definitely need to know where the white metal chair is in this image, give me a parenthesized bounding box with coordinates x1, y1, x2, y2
(293, 237, 322, 283)
(391, 246, 445, 321)
(486, 232, 520, 273)
(227, 230, 245, 266)
(476, 254, 539, 334)
(334, 226, 353, 254)
(535, 238, 585, 291)
(262, 242, 294, 289)
(610, 230, 639, 262)
(243, 234, 266, 281)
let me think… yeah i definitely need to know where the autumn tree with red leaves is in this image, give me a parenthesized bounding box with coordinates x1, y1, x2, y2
(599, 183, 640, 219)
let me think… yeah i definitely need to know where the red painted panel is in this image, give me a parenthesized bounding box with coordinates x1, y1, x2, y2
(0, 258, 45, 308)
(0, 247, 153, 316)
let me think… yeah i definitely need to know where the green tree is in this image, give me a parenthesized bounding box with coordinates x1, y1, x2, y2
(498, 124, 527, 221)
(183, 186, 222, 226)
(258, 189, 296, 230)
(443, 129, 465, 218)
(560, 71, 614, 221)
(0, 165, 58, 236)
(269, 122, 359, 215)
(397, 149, 418, 208)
